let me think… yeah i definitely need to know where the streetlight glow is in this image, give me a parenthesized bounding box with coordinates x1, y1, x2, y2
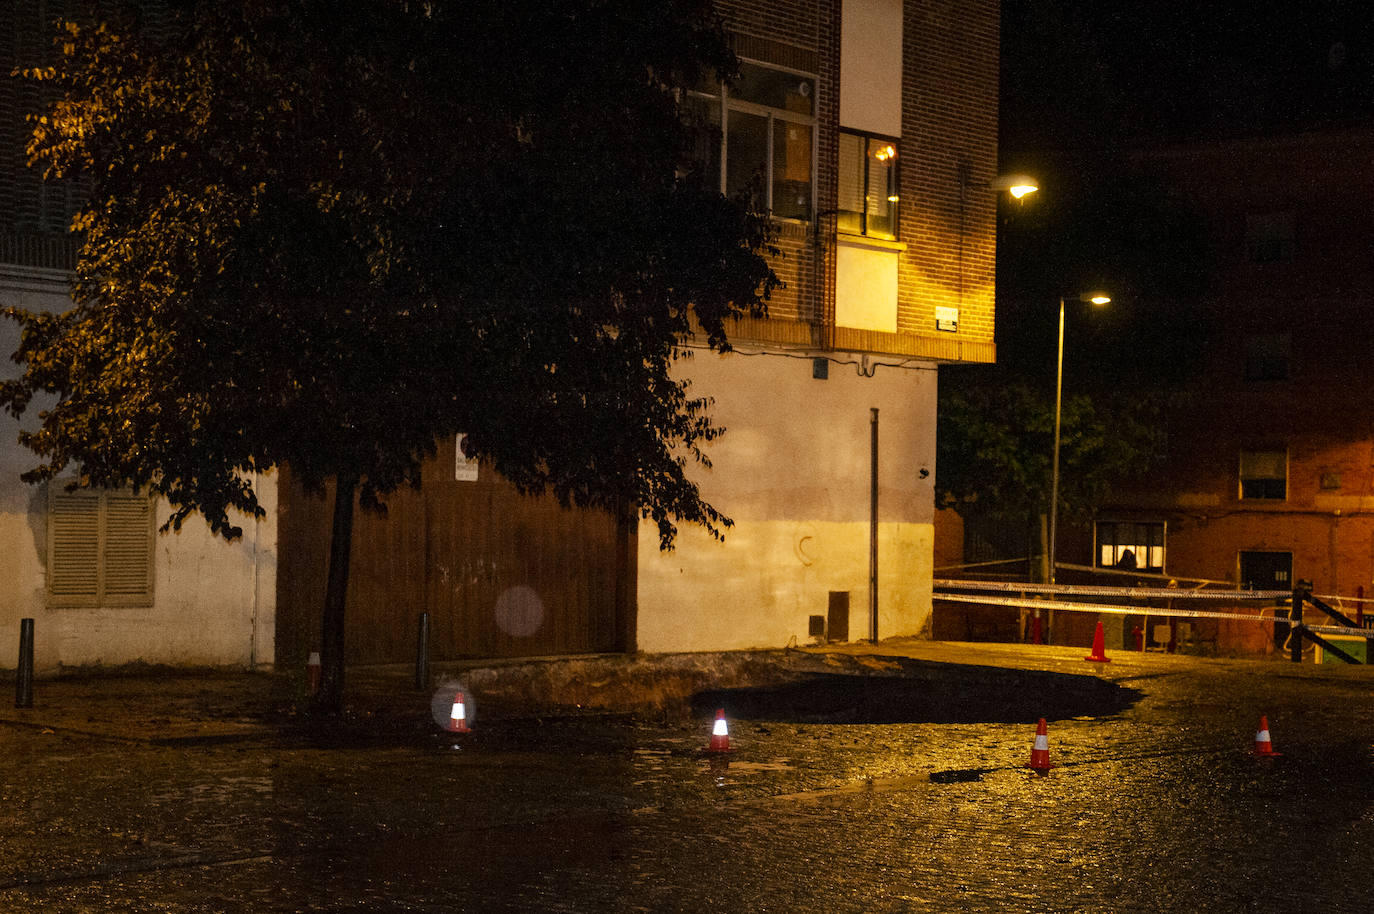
(990, 173, 1039, 199)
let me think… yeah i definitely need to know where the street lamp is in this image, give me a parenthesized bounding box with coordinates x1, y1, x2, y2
(1048, 291, 1111, 585)
(986, 173, 1039, 199)
(957, 164, 1039, 309)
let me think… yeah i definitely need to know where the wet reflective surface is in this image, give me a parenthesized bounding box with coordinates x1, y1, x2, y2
(0, 653, 1370, 911)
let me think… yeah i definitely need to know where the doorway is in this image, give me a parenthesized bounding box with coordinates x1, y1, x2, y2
(1240, 550, 1292, 651)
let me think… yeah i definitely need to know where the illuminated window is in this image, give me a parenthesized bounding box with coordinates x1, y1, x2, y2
(48, 486, 154, 606)
(838, 131, 898, 239)
(1240, 450, 1287, 501)
(1095, 521, 1165, 571)
(688, 62, 815, 220)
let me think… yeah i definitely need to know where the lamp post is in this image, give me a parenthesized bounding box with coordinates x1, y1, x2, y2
(1048, 291, 1111, 586)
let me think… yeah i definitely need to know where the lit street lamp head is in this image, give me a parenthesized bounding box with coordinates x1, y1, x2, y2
(957, 164, 1039, 200)
(989, 173, 1039, 199)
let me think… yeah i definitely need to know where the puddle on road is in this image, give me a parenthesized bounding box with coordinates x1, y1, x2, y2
(929, 768, 987, 784)
(693, 670, 1141, 725)
(714, 759, 794, 773)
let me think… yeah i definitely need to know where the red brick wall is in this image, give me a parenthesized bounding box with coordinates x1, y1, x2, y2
(714, 0, 1000, 355)
(899, 0, 999, 343)
(1089, 128, 1374, 650)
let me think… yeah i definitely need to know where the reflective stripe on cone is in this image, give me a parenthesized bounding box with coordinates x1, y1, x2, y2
(1254, 715, 1279, 757)
(708, 709, 730, 752)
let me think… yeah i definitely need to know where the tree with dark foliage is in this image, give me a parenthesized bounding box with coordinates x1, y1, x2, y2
(936, 369, 1169, 572)
(3, 0, 777, 713)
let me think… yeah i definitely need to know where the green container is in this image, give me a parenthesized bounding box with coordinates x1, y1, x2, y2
(1318, 635, 1370, 664)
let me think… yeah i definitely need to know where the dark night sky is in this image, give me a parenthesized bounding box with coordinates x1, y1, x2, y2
(1001, 1, 1374, 154)
(987, 1, 1374, 388)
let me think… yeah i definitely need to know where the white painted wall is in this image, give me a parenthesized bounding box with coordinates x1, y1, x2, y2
(836, 240, 899, 331)
(0, 268, 275, 672)
(840, 0, 904, 136)
(636, 347, 937, 652)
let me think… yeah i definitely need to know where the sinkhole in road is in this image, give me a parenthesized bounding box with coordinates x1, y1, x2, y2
(692, 669, 1141, 725)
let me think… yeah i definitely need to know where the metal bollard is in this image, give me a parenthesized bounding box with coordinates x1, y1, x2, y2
(1290, 583, 1307, 663)
(415, 612, 431, 690)
(15, 618, 34, 709)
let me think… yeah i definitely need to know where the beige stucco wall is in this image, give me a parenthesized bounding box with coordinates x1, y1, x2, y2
(636, 346, 937, 652)
(0, 268, 275, 672)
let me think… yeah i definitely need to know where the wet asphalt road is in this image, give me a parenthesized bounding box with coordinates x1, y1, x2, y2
(0, 650, 1371, 912)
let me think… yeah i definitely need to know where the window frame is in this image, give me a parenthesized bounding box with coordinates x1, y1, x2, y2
(1094, 520, 1166, 572)
(837, 129, 900, 240)
(687, 58, 818, 222)
(47, 484, 156, 607)
(1239, 449, 1288, 501)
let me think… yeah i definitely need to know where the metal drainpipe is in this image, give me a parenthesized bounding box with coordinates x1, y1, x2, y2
(249, 471, 260, 670)
(870, 407, 879, 643)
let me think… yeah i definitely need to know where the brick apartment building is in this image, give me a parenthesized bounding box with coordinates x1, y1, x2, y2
(281, 0, 1007, 663)
(1056, 125, 1374, 653)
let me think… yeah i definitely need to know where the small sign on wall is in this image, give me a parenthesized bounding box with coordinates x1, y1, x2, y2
(935, 306, 959, 332)
(455, 433, 479, 482)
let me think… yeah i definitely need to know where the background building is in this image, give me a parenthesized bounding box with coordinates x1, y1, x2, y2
(1073, 125, 1374, 652)
(0, 0, 275, 670)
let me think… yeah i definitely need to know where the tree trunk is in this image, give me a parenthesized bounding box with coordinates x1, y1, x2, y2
(315, 473, 357, 715)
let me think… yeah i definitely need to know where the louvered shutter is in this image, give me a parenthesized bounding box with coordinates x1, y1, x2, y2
(103, 493, 153, 603)
(50, 491, 101, 600)
(48, 487, 154, 606)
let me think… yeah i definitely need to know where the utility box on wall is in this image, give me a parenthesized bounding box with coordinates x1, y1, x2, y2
(827, 591, 850, 643)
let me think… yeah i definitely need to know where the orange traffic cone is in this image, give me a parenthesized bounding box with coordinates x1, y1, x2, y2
(1253, 715, 1280, 757)
(1026, 717, 1055, 772)
(708, 708, 731, 752)
(449, 691, 471, 734)
(307, 651, 322, 695)
(1084, 621, 1111, 663)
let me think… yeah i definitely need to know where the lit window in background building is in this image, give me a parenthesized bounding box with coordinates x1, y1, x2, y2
(1096, 521, 1166, 571)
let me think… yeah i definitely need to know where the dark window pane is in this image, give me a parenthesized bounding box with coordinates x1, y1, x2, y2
(837, 132, 865, 233)
(1243, 333, 1290, 381)
(732, 63, 815, 115)
(1241, 478, 1286, 500)
(726, 111, 768, 211)
(683, 93, 722, 190)
(772, 118, 811, 220)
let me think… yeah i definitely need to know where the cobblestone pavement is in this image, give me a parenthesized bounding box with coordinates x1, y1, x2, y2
(0, 643, 1370, 912)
